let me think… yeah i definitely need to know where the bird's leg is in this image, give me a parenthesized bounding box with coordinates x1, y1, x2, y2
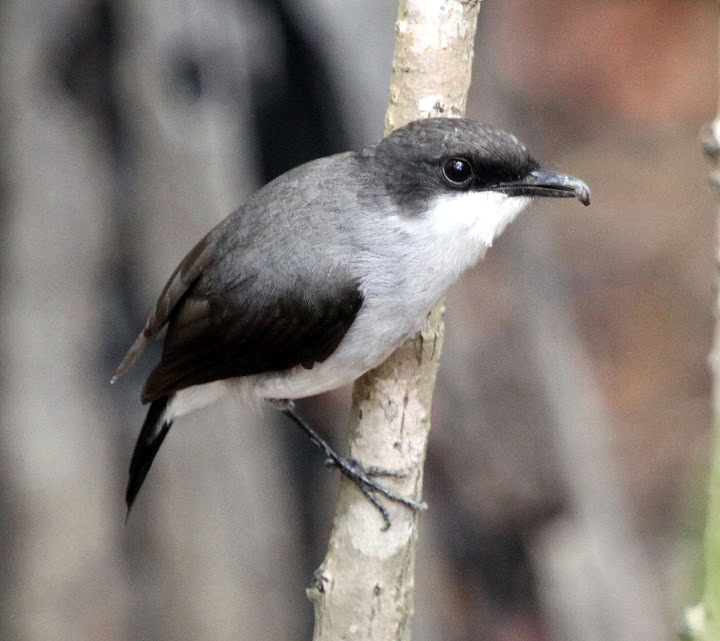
(347, 463, 414, 479)
(274, 400, 425, 529)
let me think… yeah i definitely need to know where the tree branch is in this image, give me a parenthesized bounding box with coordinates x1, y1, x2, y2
(307, 2, 481, 639)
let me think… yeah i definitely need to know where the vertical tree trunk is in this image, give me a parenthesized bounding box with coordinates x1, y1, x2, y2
(307, 2, 481, 640)
(683, 17, 720, 641)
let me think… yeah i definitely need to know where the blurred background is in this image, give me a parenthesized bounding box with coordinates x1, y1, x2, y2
(0, 0, 716, 639)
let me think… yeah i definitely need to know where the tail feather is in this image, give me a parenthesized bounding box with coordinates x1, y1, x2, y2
(126, 396, 173, 515)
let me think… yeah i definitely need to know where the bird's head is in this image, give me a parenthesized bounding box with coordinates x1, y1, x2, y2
(363, 118, 590, 248)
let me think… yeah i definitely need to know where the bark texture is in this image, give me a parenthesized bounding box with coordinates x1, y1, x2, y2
(307, 2, 481, 640)
(683, 20, 720, 641)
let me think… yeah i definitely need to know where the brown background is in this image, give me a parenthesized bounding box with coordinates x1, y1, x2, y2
(0, 1, 715, 639)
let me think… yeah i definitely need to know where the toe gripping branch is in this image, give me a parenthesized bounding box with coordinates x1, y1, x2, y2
(278, 401, 426, 529)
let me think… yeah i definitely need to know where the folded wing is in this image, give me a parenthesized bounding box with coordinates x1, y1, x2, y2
(141, 278, 363, 402)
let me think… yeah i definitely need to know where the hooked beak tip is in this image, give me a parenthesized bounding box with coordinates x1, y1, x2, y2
(493, 169, 590, 206)
(577, 185, 591, 206)
(524, 169, 591, 207)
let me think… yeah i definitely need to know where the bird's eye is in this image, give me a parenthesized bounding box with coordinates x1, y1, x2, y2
(442, 157, 473, 186)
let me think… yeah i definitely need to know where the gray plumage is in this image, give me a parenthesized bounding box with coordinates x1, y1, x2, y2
(115, 118, 590, 513)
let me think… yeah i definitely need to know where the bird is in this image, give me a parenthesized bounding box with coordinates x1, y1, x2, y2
(114, 117, 590, 526)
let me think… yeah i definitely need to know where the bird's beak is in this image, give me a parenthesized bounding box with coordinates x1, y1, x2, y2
(495, 168, 591, 206)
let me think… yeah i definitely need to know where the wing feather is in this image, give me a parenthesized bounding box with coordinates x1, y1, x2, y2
(112, 232, 214, 383)
(141, 283, 363, 402)
(115, 198, 362, 401)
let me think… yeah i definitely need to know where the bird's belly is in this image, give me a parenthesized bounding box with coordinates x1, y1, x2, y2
(170, 289, 435, 416)
(240, 362, 366, 400)
(238, 298, 424, 401)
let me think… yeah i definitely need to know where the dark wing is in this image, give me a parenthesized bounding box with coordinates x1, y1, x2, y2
(125, 396, 172, 513)
(140, 278, 363, 402)
(123, 279, 363, 511)
(112, 232, 215, 383)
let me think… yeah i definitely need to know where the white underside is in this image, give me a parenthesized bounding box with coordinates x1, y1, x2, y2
(167, 191, 530, 421)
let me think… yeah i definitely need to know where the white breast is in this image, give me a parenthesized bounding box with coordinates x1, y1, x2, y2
(243, 190, 531, 401)
(168, 191, 531, 417)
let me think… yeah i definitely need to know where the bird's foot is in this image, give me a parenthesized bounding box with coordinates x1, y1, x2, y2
(324, 456, 426, 530)
(325, 458, 413, 479)
(277, 401, 425, 529)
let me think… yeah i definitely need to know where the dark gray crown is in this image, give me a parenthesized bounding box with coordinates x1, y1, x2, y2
(359, 118, 539, 212)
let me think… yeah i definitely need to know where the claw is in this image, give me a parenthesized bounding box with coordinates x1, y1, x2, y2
(279, 404, 426, 528)
(357, 485, 392, 530)
(341, 458, 425, 511)
(364, 464, 413, 479)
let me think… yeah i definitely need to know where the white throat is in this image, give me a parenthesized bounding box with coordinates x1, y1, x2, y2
(375, 189, 532, 320)
(426, 190, 531, 249)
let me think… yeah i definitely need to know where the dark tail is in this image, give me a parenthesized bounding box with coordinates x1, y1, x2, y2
(126, 396, 173, 517)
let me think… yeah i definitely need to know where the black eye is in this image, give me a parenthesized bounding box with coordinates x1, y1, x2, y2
(442, 157, 473, 186)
